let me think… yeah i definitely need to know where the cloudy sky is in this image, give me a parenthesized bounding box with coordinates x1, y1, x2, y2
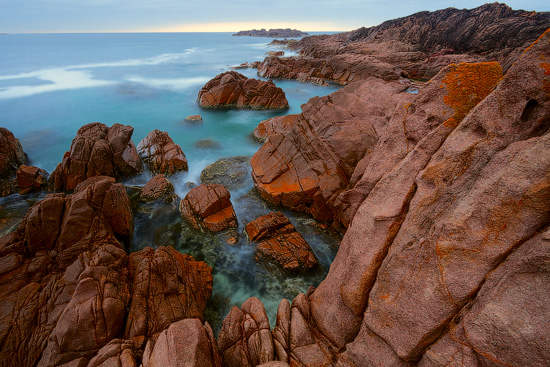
(1, 0, 549, 33)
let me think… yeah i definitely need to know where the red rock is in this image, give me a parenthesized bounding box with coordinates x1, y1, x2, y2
(197, 71, 288, 109)
(140, 174, 178, 203)
(218, 297, 275, 367)
(250, 78, 412, 223)
(0, 127, 27, 179)
(124, 246, 213, 347)
(246, 211, 317, 273)
(143, 319, 221, 367)
(137, 129, 188, 175)
(16, 165, 49, 194)
(179, 183, 237, 232)
(50, 123, 143, 191)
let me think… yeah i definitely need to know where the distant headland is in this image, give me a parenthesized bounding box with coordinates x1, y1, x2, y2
(232, 28, 309, 37)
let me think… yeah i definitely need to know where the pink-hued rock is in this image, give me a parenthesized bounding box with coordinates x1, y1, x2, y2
(140, 174, 178, 203)
(142, 319, 221, 367)
(137, 129, 188, 175)
(16, 165, 49, 194)
(124, 246, 213, 348)
(246, 212, 318, 273)
(179, 183, 238, 232)
(50, 122, 143, 191)
(198, 71, 288, 109)
(87, 339, 138, 367)
(250, 77, 413, 223)
(217, 297, 275, 367)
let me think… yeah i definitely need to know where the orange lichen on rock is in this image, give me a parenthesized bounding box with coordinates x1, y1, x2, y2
(441, 62, 503, 128)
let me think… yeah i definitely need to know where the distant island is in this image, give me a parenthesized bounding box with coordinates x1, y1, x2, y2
(233, 28, 309, 37)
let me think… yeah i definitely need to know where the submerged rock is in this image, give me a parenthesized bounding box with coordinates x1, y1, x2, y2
(200, 156, 250, 191)
(137, 129, 188, 175)
(50, 122, 143, 191)
(184, 114, 203, 122)
(246, 211, 318, 273)
(179, 183, 238, 232)
(197, 71, 289, 110)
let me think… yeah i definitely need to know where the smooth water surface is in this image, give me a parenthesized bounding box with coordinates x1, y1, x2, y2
(0, 32, 341, 328)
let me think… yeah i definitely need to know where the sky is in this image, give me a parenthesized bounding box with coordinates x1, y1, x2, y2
(1, 0, 549, 33)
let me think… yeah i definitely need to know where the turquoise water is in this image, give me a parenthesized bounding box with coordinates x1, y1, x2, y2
(0, 32, 341, 328)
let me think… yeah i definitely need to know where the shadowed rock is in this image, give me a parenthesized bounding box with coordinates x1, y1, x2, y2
(140, 174, 178, 203)
(0, 127, 28, 196)
(16, 165, 49, 194)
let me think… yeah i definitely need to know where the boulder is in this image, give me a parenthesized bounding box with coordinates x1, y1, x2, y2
(16, 165, 49, 194)
(50, 122, 142, 191)
(140, 174, 178, 203)
(179, 183, 238, 232)
(197, 71, 288, 109)
(217, 297, 275, 367)
(0, 127, 28, 179)
(200, 156, 250, 191)
(246, 211, 317, 273)
(137, 129, 188, 175)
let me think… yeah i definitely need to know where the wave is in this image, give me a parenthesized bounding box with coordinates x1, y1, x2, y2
(126, 75, 210, 91)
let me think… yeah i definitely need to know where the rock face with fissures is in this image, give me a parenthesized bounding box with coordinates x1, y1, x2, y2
(198, 71, 289, 110)
(50, 122, 143, 191)
(246, 211, 317, 273)
(137, 129, 188, 175)
(0, 176, 214, 367)
(179, 183, 238, 232)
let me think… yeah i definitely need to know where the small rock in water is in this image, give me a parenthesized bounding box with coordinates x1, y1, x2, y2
(200, 156, 250, 191)
(184, 114, 203, 123)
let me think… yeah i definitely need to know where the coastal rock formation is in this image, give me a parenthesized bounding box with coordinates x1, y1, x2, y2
(140, 174, 178, 203)
(179, 183, 238, 232)
(258, 3, 550, 83)
(218, 297, 275, 367)
(233, 28, 308, 37)
(0, 127, 28, 196)
(16, 165, 49, 194)
(50, 122, 143, 191)
(0, 176, 213, 366)
(137, 129, 188, 175)
(198, 71, 289, 110)
(246, 211, 317, 273)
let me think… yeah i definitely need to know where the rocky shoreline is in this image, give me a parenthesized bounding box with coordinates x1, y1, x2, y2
(1, 3, 550, 366)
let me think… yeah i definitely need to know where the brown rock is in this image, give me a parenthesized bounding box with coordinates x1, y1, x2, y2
(218, 297, 275, 367)
(184, 114, 203, 122)
(197, 71, 289, 109)
(143, 319, 221, 367)
(124, 246, 213, 347)
(16, 165, 49, 194)
(87, 339, 138, 367)
(137, 129, 188, 175)
(179, 183, 238, 232)
(140, 174, 178, 203)
(250, 77, 412, 222)
(50, 123, 143, 191)
(0, 127, 28, 179)
(246, 212, 317, 273)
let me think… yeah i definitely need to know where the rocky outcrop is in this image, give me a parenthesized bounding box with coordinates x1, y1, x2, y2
(233, 28, 308, 37)
(0, 127, 28, 196)
(179, 183, 238, 232)
(198, 71, 289, 110)
(258, 3, 550, 83)
(50, 122, 143, 191)
(246, 211, 317, 273)
(137, 129, 188, 175)
(0, 176, 213, 366)
(218, 297, 275, 367)
(140, 174, 178, 203)
(16, 165, 49, 194)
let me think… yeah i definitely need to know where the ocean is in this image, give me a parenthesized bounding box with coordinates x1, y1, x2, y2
(0, 32, 341, 329)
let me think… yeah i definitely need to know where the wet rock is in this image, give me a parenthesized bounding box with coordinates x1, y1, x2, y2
(179, 183, 238, 232)
(194, 138, 221, 150)
(137, 129, 188, 175)
(218, 297, 275, 367)
(246, 211, 317, 273)
(184, 114, 203, 122)
(197, 71, 289, 110)
(50, 122, 143, 191)
(200, 156, 250, 191)
(16, 165, 49, 194)
(140, 174, 178, 203)
(142, 318, 221, 367)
